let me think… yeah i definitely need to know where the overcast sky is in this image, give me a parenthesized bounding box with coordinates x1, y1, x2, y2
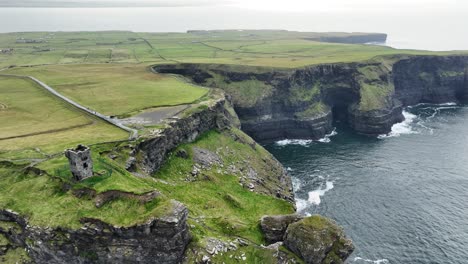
(2, 0, 465, 12)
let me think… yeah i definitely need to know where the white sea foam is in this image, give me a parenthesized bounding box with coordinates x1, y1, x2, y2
(295, 198, 308, 212)
(307, 181, 334, 205)
(378, 111, 418, 139)
(291, 177, 301, 192)
(276, 128, 338, 146)
(353, 257, 390, 264)
(408, 102, 458, 109)
(295, 180, 335, 211)
(275, 139, 313, 146)
(317, 128, 338, 143)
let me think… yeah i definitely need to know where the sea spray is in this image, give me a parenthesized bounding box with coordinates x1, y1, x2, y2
(378, 111, 418, 138)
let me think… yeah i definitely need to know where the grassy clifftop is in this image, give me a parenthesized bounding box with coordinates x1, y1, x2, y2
(1, 30, 468, 262)
(1, 31, 466, 69)
(5, 64, 208, 117)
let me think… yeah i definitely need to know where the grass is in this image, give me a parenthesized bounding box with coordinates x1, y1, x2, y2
(0, 247, 31, 264)
(152, 129, 295, 244)
(204, 72, 273, 107)
(0, 128, 293, 240)
(357, 64, 394, 111)
(5, 64, 208, 117)
(38, 148, 156, 195)
(0, 233, 8, 246)
(0, 159, 170, 229)
(359, 83, 393, 111)
(1, 31, 467, 69)
(0, 29, 467, 262)
(289, 82, 321, 104)
(296, 102, 329, 119)
(0, 76, 128, 157)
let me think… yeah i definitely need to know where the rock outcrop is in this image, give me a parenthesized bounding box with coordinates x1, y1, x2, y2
(134, 94, 239, 175)
(284, 215, 354, 264)
(154, 55, 468, 141)
(0, 200, 191, 264)
(260, 214, 304, 244)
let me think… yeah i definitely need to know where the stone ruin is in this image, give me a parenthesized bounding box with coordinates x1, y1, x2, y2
(65, 145, 94, 181)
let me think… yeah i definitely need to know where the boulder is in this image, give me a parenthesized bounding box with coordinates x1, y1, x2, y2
(192, 147, 221, 167)
(284, 215, 354, 264)
(260, 214, 303, 244)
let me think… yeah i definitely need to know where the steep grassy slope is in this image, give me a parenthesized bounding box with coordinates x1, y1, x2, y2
(0, 128, 296, 262)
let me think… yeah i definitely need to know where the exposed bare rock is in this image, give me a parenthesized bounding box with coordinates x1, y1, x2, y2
(0, 200, 191, 264)
(192, 147, 221, 168)
(284, 215, 354, 264)
(260, 214, 304, 244)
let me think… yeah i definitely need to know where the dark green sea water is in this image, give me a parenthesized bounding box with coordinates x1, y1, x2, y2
(266, 103, 468, 264)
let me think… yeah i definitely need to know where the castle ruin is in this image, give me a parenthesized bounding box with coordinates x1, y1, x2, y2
(65, 145, 93, 181)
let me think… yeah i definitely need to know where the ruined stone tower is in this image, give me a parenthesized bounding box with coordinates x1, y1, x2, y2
(65, 145, 93, 181)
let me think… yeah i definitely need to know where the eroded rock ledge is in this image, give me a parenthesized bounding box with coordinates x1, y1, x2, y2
(0, 201, 190, 264)
(260, 214, 354, 264)
(154, 55, 468, 141)
(133, 93, 239, 175)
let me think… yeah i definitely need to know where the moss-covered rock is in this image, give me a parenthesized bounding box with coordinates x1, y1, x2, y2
(260, 214, 303, 244)
(284, 215, 354, 264)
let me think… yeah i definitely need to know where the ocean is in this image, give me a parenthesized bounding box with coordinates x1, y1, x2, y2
(266, 104, 468, 264)
(2, 6, 468, 263)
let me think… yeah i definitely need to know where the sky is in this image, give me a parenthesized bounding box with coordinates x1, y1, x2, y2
(0, 0, 467, 50)
(1, 0, 465, 12)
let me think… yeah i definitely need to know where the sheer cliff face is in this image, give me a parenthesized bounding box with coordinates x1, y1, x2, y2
(1, 202, 191, 264)
(155, 55, 468, 141)
(393, 56, 468, 105)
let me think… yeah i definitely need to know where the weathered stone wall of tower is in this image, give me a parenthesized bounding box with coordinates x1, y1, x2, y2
(65, 145, 93, 181)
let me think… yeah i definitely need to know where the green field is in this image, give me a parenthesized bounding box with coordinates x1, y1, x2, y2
(1, 31, 466, 70)
(1, 30, 468, 262)
(5, 64, 208, 117)
(0, 76, 128, 157)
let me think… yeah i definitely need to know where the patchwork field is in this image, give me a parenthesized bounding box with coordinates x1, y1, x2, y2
(1, 30, 466, 70)
(0, 76, 128, 157)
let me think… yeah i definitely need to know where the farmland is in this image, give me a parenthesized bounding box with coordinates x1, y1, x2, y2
(1, 30, 468, 263)
(1, 30, 465, 70)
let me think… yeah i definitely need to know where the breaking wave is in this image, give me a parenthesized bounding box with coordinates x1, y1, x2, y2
(379, 103, 462, 139)
(275, 128, 337, 146)
(296, 179, 335, 211)
(378, 111, 418, 139)
(353, 257, 390, 264)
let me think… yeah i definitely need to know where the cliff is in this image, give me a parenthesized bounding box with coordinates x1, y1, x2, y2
(0, 202, 190, 264)
(314, 33, 387, 44)
(0, 89, 297, 263)
(154, 55, 468, 141)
